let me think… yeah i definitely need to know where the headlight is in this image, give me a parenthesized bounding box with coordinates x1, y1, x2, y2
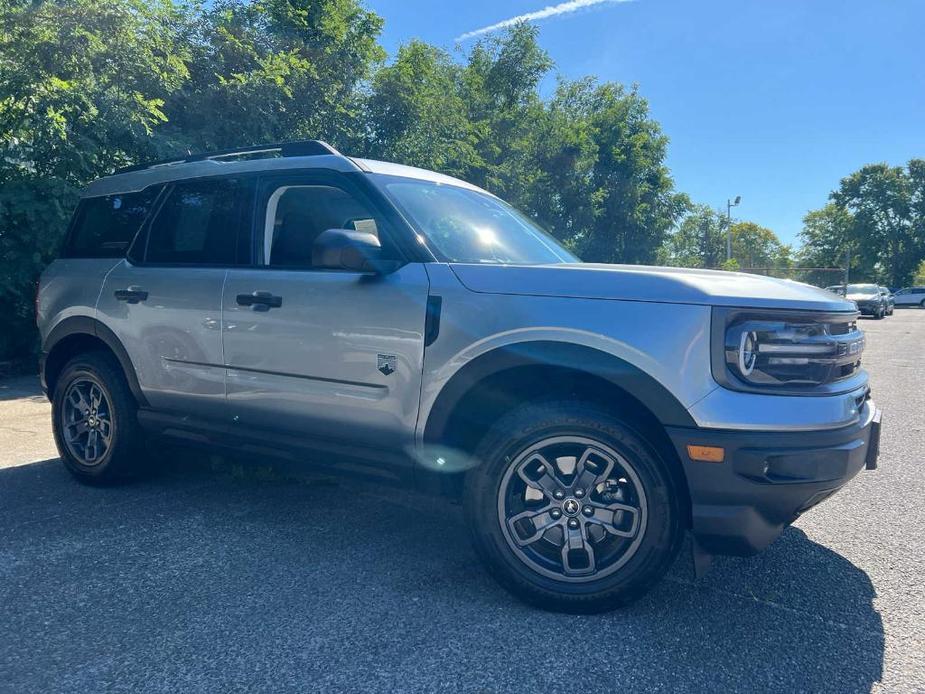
(712, 308, 865, 392)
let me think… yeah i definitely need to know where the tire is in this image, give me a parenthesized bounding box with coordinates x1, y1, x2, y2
(464, 400, 683, 613)
(51, 351, 147, 485)
(920, 299, 925, 309)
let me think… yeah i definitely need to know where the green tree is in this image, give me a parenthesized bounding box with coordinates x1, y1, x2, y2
(535, 78, 687, 263)
(797, 203, 854, 286)
(0, 0, 192, 358)
(363, 24, 686, 265)
(360, 41, 477, 176)
(657, 205, 724, 268)
(158, 0, 385, 153)
(914, 259, 925, 285)
(832, 162, 922, 287)
(729, 221, 790, 272)
(800, 161, 925, 287)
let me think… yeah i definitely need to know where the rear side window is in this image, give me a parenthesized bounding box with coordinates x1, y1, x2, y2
(143, 178, 245, 265)
(64, 187, 161, 258)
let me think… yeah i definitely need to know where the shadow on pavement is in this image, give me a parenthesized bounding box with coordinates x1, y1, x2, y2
(0, 453, 884, 692)
(0, 373, 45, 402)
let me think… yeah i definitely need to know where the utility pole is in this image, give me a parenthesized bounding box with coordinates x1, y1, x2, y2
(726, 196, 741, 261)
(844, 248, 850, 287)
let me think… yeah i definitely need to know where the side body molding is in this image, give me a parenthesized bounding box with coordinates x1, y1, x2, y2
(41, 316, 149, 406)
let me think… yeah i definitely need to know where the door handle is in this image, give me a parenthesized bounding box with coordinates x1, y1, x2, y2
(236, 291, 283, 311)
(114, 287, 148, 303)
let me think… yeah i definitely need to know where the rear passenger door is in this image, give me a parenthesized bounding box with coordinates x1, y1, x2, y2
(97, 176, 253, 419)
(221, 171, 430, 454)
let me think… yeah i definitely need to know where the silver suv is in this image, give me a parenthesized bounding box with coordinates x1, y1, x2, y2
(37, 141, 881, 612)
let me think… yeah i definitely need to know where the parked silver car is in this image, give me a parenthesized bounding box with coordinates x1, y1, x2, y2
(879, 287, 895, 315)
(36, 141, 881, 612)
(845, 283, 889, 319)
(893, 286, 925, 308)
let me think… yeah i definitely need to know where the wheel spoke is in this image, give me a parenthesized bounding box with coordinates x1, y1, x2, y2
(67, 387, 90, 414)
(89, 385, 103, 410)
(574, 447, 614, 492)
(64, 418, 89, 442)
(97, 418, 112, 444)
(585, 501, 641, 539)
(561, 523, 595, 576)
(516, 453, 561, 498)
(85, 429, 99, 461)
(507, 504, 559, 546)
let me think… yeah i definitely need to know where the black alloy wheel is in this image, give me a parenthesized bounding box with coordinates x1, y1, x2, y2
(465, 400, 683, 613)
(52, 352, 147, 484)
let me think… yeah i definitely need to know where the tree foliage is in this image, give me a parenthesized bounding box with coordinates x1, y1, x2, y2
(657, 204, 725, 268)
(0, 0, 192, 358)
(658, 208, 790, 275)
(361, 25, 686, 264)
(160, 0, 385, 152)
(728, 221, 791, 271)
(800, 161, 925, 287)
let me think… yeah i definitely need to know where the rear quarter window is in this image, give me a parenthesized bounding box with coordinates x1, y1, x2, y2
(63, 187, 161, 258)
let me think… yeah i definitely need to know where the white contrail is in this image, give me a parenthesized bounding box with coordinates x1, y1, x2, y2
(456, 0, 632, 41)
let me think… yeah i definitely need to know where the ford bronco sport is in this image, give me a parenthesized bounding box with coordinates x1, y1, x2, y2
(36, 140, 881, 613)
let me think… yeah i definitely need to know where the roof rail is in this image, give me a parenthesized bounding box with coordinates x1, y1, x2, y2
(113, 140, 342, 175)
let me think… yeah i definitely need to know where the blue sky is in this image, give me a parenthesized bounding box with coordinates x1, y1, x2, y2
(365, 0, 925, 246)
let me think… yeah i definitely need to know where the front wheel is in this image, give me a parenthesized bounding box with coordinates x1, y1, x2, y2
(464, 401, 683, 613)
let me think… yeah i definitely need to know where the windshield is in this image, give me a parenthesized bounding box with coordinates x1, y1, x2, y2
(375, 175, 578, 265)
(847, 284, 878, 294)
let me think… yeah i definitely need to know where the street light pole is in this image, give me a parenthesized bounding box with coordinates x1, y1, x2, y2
(726, 195, 741, 262)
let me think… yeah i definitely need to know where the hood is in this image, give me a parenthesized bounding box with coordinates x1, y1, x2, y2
(846, 291, 878, 301)
(450, 263, 856, 312)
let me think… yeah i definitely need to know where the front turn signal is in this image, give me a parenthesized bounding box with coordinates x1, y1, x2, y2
(687, 445, 725, 463)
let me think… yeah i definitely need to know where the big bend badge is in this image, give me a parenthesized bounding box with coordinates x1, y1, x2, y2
(377, 354, 396, 376)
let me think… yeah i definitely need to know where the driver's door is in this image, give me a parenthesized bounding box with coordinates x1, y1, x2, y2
(221, 172, 430, 454)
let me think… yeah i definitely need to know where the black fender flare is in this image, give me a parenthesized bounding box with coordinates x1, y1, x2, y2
(41, 316, 148, 406)
(422, 340, 697, 444)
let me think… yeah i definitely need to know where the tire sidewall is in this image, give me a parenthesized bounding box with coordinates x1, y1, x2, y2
(465, 402, 682, 610)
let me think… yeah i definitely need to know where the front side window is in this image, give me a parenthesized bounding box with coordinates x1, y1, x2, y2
(65, 187, 161, 258)
(374, 175, 578, 265)
(264, 184, 390, 268)
(144, 179, 242, 265)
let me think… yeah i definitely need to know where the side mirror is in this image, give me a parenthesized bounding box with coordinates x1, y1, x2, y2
(312, 229, 402, 274)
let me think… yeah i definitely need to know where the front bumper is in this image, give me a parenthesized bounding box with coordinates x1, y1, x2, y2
(855, 301, 880, 315)
(667, 399, 881, 556)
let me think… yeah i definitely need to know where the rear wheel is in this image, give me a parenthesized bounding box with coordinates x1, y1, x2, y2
(464, 401, 683, 613)
(52, 352, 147, 485)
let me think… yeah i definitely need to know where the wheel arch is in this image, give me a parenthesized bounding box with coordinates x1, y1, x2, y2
(41, 316, 147, 406)
(421, 341, 694, 522)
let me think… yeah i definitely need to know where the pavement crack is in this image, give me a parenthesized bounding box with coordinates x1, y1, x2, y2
(665, 575, 883, 638)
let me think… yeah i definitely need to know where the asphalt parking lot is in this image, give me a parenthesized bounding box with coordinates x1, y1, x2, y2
(1, 311, 923, 693)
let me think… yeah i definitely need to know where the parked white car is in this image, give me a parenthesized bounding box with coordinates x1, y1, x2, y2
(893, 287, 925, 308)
